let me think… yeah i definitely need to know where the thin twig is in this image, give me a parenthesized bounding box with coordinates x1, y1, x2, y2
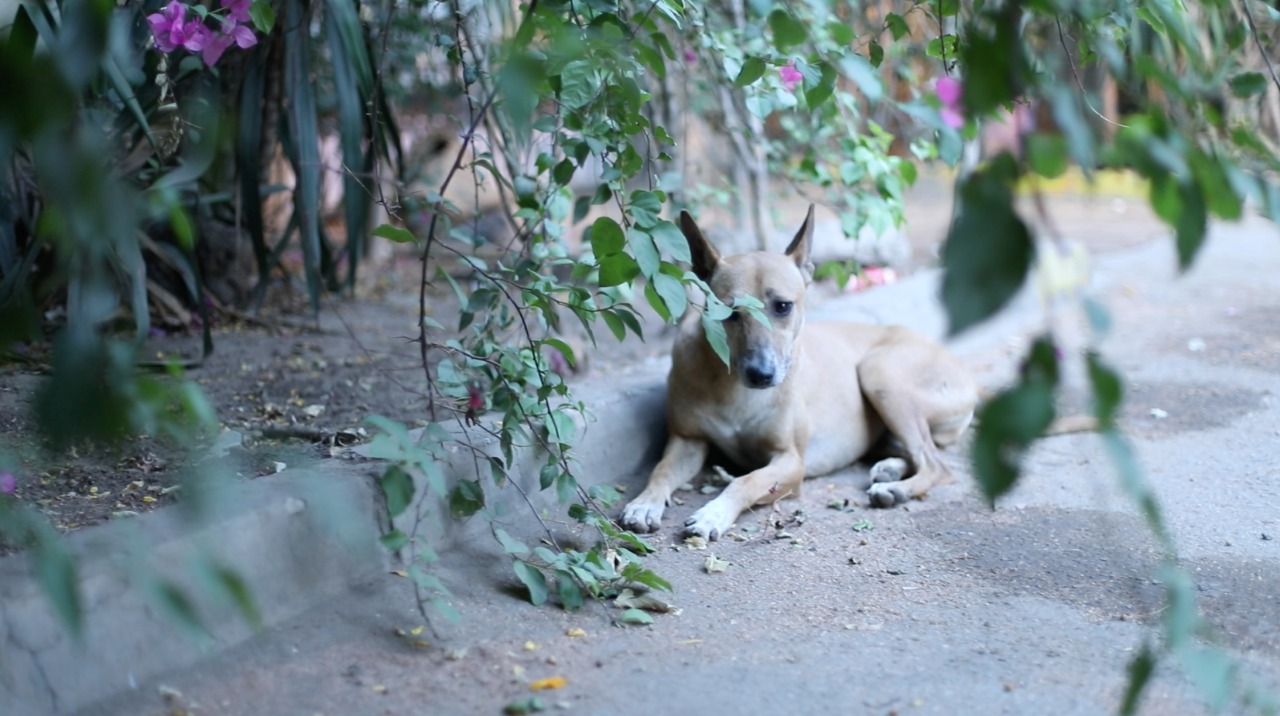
(1241, 0, 1280, 96)
(1056, 16, 1129, 129)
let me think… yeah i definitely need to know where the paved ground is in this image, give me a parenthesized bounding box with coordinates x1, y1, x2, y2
(59, 209, 1280, 716)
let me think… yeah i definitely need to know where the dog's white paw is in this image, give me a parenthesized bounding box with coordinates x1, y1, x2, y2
(869, 457, 909, 484)
(867, 482, 909, 508)
(620, 496, 667, 533)
(683, 498, 738, 541)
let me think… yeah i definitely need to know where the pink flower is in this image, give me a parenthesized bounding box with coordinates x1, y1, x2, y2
(180, 19, 212, 52)
(227, 21, 257, 49)
(201, 33, 234, 66)
(0, 471, 15, 495)
(222, 0, 252, 24)
(147, 1, 188, 52)
(935, 76, 965, 128)
(682, 49, 697, 64)
(779, 62, 803, 92)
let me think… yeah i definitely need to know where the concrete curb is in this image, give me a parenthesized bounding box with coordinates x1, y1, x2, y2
(0, 263, 1050, 715)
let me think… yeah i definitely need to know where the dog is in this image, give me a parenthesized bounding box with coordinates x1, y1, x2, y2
(620, 205, 979, 540)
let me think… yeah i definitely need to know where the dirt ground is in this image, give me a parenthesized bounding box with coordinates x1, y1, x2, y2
(0, 182, 1163, 549)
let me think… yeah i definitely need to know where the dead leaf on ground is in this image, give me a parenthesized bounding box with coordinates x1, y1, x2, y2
(683, 535, 708, 550)
(613, 588, 681, 615)
(565, 628, 586, 638)
(529, 676, 568, 691)
(703, 555, 730, 574)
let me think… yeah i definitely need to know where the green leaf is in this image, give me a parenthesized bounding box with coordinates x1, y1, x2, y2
(380, 529, 410, 551)
(372, 224, 418, 244)
(1086, 352, 1122, 427)
(934, 0, 959, 16)
(1119, 644, 1157, 716)
(589, 216, 625, 256)
(513, 560, 549, 606)
(380, 465, 415, 518)
(837, 55, 880, 103)
(559, 60, 596, 110)
(941, 155, 1033, 335)
(768, 9, 807, 50)
(649, 221, 691, 263)
(620, 608, 654, 625)
(449, 479, 485, 518)
(599, 253, 640, 287)
(494, 528, 530, 556)
(651, 273, 687, 321)
(1228, 71, 1266, 98)
(154, 580, 205, 639)
(1179, 646, 1235, 711)
(629, 229, 660, 277)
(885, 13, 909, 40)
(827, 21, 855, 46)
(211, 563, 262, 629)
(644, 281, 672, 323)
(1025, 134, 1069, 179)
(557, 572, 585, 611)
(868, 41, 884, 68)
(601, 310, 626, 341)
(249, 0, 275, 32)
(283, 0, 324, 312)
(1173, 181, 1207, 271)
(543, 338, 576, 369)
(701, 313, 731, 367)
(735, 57, 767, 87)
(32, 530, 82, 638)
(971, 337, 1058, 506)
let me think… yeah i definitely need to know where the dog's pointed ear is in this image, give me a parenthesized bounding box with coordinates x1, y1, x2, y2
(785, 204, 816, 282)
(679, 210, 722, 282)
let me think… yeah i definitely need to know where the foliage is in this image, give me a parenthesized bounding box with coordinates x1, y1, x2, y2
(2, 0, 1279, 711)
(940, 1, 1280, 712)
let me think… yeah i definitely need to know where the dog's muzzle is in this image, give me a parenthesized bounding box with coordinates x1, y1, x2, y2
(739, 351, 782, 389)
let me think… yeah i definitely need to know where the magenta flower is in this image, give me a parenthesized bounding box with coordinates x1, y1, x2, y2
(935, 75, 964, 128)
(779, 62, 803, 92)
(682, 49, 697, 64)
(147, 1, 188, 53)
(223, 0, 252, 24)
(0, 471, 15, 495)
(147, 0, 260, 67)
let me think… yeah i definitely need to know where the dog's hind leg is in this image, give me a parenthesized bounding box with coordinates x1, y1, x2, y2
(858, 343, 977, 508)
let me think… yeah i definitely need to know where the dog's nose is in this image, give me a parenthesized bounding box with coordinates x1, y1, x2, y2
(743, 364, 775, 388)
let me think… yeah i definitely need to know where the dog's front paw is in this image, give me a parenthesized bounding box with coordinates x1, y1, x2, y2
(620, 495, 667, 533)
(869, 457, 909, 484)
(867, 482, 909, 508)
(683, 499, 738, 541)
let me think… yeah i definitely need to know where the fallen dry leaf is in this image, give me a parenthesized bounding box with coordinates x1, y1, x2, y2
(523, 640, 539, 651)
(529, 676, 567, 691)
(703, 555, 730, 574)
(613, 588, 681, 615)
(683, 535, 708, 550)
(565, 628, 586, 638)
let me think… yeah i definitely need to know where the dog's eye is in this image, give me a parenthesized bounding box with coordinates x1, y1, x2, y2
(772, 300, 793, 317)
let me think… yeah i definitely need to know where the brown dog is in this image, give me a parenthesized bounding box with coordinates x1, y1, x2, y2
(620, 206, 978, 540)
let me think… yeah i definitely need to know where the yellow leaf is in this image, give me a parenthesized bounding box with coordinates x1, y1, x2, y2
(410, 640, 430, 648)
(565, 628, 586, 638)
(372, 685, 387, 694)
(142, 496, 157, 503)
(529, 677, 568, 691)
(391, 570, 408, 578)
(523, 640, 539, 651)
(410, 625, 424, 636)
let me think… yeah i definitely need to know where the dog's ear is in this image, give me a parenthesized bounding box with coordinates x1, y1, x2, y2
(679, 210, 722, 282)
(785, 204, 816, 282)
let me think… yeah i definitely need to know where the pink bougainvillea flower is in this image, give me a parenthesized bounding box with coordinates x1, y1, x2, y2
(180, 19, 212, 52)
(228, 22, 258, 49)
(778, 62, 803, 92)
(222, 0, 253, 24)
(0, 471, 15, 495)
(682, 48, 697, 64)
(935, 76, 965, 128)
(147, 1, 188, 52)
(201, 33, 234, 66)
(939, 106, 964, 129)
(935, 76, 962, 106)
